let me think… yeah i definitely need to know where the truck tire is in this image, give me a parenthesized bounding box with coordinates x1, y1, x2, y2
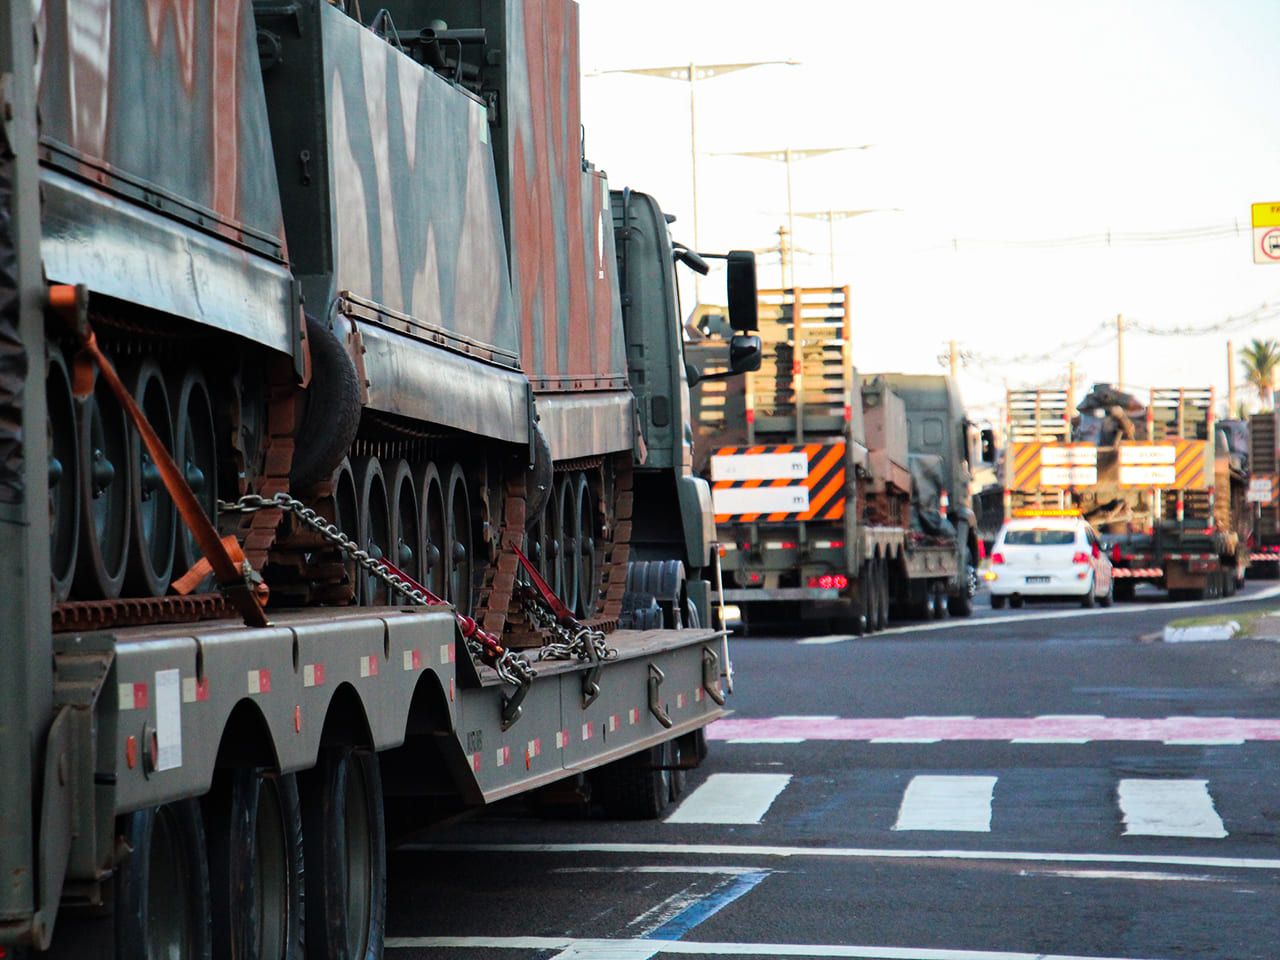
(947, 550, 975, 617)
(115, 800, 214, 960)
(206, 769, 305, 960)
(301, 746, 387, 960)
(591, 741, 674, 819)
(290, 316, 362, 491)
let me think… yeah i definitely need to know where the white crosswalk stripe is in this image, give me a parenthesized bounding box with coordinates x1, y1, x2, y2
(665, 773, 792, 824)
(893, 775, 998, 832)
(1116, 778, 1228, 838)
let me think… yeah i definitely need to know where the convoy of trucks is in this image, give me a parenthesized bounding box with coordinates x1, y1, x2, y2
(1001, 384, 1249, 601)
(0, 1, 760, 956)
(686, 287, 991, 632)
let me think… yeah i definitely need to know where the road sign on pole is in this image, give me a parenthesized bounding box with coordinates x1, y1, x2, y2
(1252, 203, 1280, 263)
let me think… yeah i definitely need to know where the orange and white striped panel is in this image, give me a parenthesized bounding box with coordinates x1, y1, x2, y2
(1009, 443, 1097, 490)
(1118, 441, 1207, 489)
(709, 443, 846, 523)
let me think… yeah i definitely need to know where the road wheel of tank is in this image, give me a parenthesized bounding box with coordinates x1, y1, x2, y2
(990, 594, 1006, 610)
(388, 460, 421, 602)
(552, 475, 578, 614)
(115, 799, 214, 960)
(353, 457, 392, 606)
(47, 346, 79, 602)
(125, 360, 177, 598)
(206, 769, 305, 960)
(591, 742, 672, 820)
(75, 368, 132, 599)
(172, 367, 217, 589)
(417, 463, 447, 601)
(1009, 595, 1024, 609)
(574, 472, 600, 618)
(645, 559, 687, 629)
(445, 463, 474, 616)
(301, 746, 386, 960)
(1113, 579, 1135, 602)
(331, 459, 360, 597)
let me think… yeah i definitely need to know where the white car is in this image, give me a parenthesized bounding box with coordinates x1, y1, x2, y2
(986, 516, 1113, 609)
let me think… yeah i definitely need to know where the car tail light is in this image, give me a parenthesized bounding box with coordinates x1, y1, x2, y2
(1072, 551, 1090, 564)
(991, 552, 1004, 565)
(808, 574, 849, 590)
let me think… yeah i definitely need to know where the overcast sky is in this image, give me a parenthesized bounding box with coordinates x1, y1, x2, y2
(578, 0, 1280, 417)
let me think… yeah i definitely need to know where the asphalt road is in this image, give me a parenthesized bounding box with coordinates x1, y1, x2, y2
(384, 582, 1280, 960)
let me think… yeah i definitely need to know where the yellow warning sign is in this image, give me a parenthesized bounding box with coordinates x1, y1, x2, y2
(1253, 203, 1280, 228)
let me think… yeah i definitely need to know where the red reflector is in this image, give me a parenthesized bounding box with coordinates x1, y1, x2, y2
(780, 541, 797, 549)
(829, 540, 844, 548)
(1111, 543, 1121, 562)
(746, 409, 755, 424)
(844, 404, 852, 421)
(991, 553, 1004, 565)
(977, 539, 986, 560)
(1072, 552, 1090, 564)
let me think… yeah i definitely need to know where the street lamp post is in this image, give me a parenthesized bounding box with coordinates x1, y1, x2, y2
(591, 61, 799, 300)
(716, 145, 872, 288)
(793, 207, 903, 286)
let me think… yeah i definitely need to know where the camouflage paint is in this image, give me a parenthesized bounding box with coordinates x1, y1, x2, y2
(502, 0, 627, 395)
(321, 6, 518, 362)
(34, 0, 296, 356)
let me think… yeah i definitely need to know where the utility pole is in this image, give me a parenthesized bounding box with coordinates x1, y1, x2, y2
(1068, 361, 1076, 415)
(948, 340, 959, 379)
(1227, 339, 1236, 416)
(777, 226, 790, 289)
(1116, 314, 1124, 393)
(592, 60, 799, 301)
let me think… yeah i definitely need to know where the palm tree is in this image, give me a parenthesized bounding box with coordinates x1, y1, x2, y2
(1239, 338, 1280, 410)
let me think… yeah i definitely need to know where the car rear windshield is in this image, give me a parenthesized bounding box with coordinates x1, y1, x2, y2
(1003, 529, 1076, 546)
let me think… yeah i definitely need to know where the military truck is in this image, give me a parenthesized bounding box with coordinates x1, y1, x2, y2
(686, 287, 986, 631)
(1004, 384, 1249, 600)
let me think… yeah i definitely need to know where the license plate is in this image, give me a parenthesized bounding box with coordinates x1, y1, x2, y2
(1025, 576, 1051, 584)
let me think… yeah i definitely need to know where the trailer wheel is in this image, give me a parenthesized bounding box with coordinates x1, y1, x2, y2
(206, 769, 305, 960)
(301, 746, 387, 960)
(116, 800, 214, 960)
(592, 741, 673, 820)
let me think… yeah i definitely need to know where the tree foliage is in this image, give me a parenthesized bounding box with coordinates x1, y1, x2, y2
(1239, 338, 1280, 410)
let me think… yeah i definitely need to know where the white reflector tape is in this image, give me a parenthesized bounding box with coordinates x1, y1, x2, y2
(713, 486, 809, 516)
(711, 452, 808, 481)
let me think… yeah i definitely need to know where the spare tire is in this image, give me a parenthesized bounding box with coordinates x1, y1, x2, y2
(290, 315, 362, 491)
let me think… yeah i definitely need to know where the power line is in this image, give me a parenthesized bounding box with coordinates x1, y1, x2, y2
(934, 220, 1245, 252)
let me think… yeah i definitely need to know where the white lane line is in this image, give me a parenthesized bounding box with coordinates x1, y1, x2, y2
(398, 841, 1280, 871)
(1117, 779, 1228, 838)
(665, 773, 791, 824)
(385, 935, 1178, 959)
(893, 775, 997, 832)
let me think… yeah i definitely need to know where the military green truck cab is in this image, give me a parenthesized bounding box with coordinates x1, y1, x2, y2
(876, 373, 990, 614)
(610, 188, 759, 626)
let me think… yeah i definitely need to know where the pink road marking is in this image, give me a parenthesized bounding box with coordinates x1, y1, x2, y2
(707, 716, 1280, 742)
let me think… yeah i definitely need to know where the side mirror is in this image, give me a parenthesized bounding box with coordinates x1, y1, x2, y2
(729, 333, 762, 374)
(726, 250, 758, 332)
(980, 428, 996, 464)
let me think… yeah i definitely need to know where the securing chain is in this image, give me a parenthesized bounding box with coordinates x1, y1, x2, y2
(218, 492, 536, 687)
(519, 585, 617, 663)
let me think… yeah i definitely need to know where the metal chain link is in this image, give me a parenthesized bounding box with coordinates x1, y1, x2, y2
(519, 587, 617, 663)
(219, 492, 536, 686)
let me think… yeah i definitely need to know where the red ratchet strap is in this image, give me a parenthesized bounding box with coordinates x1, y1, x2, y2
(510, 544, 575, 623)
(49, 284, 270, 628)
(373, 558, 512, 665)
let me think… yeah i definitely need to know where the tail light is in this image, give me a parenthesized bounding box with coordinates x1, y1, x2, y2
(991, 552, 1005, 565)
(977, 539, 986, 560)
(1072, 551, 1090, 564)
(1111, 543, 1121, 563)
(808, 574, 849, 590)
(1091, 544, 1101, 559)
